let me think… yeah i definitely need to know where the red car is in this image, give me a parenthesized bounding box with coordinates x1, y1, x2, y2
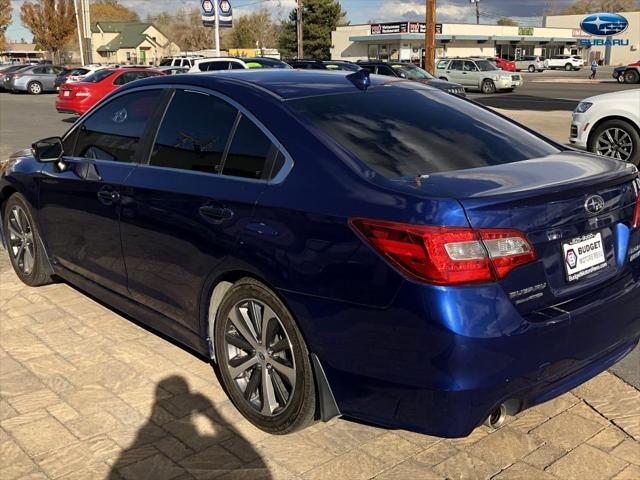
(56, 68, 164, 115)
(491, 57, 517, 72)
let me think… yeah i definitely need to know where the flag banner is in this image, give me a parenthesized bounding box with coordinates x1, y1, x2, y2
(201, 0, 233, 28)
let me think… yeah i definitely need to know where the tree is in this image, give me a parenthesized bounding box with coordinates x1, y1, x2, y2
(497, 17, 518, 26)
(148, 7, 222, 52)
(91, 0, 139, 22)
(20, 0, 76, 62)
(230, 9, 279, 50)
(0, 0, 12, 51)
(279, 0, 348, 59)
(556, 0, 639, 14)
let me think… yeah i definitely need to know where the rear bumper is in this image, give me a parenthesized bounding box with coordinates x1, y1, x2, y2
(55, 98, 86, 115)
(285, 265, 640, 437)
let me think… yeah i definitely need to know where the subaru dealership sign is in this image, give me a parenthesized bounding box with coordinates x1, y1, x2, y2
(579, 12, 629, 47)
(202, 0, 233, 28)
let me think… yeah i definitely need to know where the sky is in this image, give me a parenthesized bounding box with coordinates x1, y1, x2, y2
(6, 0, 578, 42)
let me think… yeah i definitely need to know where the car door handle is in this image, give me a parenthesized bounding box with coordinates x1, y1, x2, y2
(199, 206, 234, 223)
(97, 188, 120, 205)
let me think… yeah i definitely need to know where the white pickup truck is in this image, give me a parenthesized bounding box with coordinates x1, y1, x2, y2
(544, 55, 584, 71)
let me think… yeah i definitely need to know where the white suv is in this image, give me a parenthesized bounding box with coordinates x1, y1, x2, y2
(188, 58, 248, 73)
(159, 56, 204, 69)
(544, 55, 584, 71)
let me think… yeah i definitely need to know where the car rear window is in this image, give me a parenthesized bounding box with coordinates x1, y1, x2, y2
(83, 69, 114, 83)
(289, 86, 560, 178)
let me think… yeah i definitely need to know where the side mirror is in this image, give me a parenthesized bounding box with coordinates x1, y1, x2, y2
(32, 137, 63, 163)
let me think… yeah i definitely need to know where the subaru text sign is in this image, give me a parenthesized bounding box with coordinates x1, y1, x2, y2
(580, 12, 629, 36)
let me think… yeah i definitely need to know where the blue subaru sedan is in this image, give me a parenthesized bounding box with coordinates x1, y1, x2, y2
(1, 70, 639, 437)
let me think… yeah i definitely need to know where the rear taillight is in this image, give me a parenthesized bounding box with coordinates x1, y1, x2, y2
(633, 196, 640, 229)
(350, 218, 537, 285)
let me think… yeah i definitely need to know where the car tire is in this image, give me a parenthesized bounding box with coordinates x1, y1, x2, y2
(481, 79, 496, 94)
(565, 63, 573, 71)
(588, 119, 640, 166)
(27, 82, 42, 95)
(3, 193, 55, 286)
(214, 278, 317, 434)
(439, 77, 448, 81)
(624, 70, 639, 84)
(528, 65, 535, 73)
(617, 74, 626, 84)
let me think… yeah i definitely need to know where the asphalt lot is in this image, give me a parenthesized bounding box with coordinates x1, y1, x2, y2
(0, 73, 638, 389)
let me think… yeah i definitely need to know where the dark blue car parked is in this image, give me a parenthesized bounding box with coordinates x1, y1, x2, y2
(1, 70, 639, 438)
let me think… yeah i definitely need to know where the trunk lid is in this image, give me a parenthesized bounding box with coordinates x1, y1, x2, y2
(391, 151, 639, 313)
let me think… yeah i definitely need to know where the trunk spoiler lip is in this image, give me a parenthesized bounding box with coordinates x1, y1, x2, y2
(388, 154, 638, 202)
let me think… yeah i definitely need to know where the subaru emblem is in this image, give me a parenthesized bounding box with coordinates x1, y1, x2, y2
(585, 195, 606, 215)
(580, 12, 629, 37)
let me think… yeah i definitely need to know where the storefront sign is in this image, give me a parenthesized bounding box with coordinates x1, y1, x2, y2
(518, 27, 534, 36)
(370, 22, 442, 35)
(579, 38, 629, 46)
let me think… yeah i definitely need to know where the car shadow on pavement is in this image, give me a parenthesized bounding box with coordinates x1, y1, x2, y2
(61, 116, 78, 123)
(108, 375, 272, 480)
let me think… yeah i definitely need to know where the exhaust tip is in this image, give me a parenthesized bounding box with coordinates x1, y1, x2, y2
(484, 404, 507, 429)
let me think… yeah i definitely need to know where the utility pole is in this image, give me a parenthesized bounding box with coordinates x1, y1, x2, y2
(296, 0, 303, 59)
(74, 0, 85, 66)
(82, 0, 92, 64)
(214, 0, 221, 57)
(473, 0, 480, 25)
(424, 0, 436, 73)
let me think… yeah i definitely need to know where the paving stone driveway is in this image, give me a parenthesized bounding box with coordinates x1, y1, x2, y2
(1, 253, 639, 480)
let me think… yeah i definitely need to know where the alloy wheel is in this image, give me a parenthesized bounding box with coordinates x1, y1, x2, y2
(7, 206, 35, 275)
(223, 298, 296, 417)
(595, 128, 634, 162)
(29, 83, 42, 94)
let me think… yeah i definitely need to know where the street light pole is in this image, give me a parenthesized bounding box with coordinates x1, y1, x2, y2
(297, 0, 303, 59)
(424, 0, 436, 73)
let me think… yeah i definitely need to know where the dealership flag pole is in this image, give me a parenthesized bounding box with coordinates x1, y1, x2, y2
(424, 0, 436, 73)
(214, 0, 221, 56)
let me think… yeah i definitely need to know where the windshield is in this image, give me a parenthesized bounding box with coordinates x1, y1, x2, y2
(393, 65, 434, 80)
(289, 86, 559, 178)
(475, 60, 499, 71)
(82, 69, 114, 83)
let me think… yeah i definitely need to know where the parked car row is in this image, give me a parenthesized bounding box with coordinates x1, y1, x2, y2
(1, 64, 67, 94)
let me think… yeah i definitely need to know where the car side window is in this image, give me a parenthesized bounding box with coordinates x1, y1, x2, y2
(73, 89, 163, 162)
(199, 61, 230, 71)
(376, 66, 396, 77)
(32, 67, 45, 74)
(463, 61, 477, 72)
(436, 60, 449, 69)
(230, 62, 244, 70)
(449, 60, 463, 71)
(149, 90, 237, 174)
(222, 115, 275, 180)
(113, 72, 129, 85)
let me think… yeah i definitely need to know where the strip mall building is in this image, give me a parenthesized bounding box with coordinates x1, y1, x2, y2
(330, 12, 639, 66)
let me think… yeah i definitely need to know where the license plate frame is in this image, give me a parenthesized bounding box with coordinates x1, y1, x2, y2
(562, 231, 607, 282)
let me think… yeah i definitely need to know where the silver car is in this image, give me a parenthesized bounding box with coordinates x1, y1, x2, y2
(4, 65, 67, 94)
(435, 58, 516, 94)
(514, 56, 545, 73)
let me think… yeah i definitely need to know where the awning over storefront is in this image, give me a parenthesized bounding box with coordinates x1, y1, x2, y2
(348, 34, 578, 44)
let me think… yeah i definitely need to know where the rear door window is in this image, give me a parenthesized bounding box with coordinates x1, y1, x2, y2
(449, 60, 463, 70)
(222, 115, 275, 180)
(289, 86, 560, 178)
(74, 89, 163, 162)
(199, 61, 230, 71)
(149, 90, 237, 174)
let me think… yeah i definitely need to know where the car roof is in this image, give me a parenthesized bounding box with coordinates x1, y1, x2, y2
(123, 69, 400, 101)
